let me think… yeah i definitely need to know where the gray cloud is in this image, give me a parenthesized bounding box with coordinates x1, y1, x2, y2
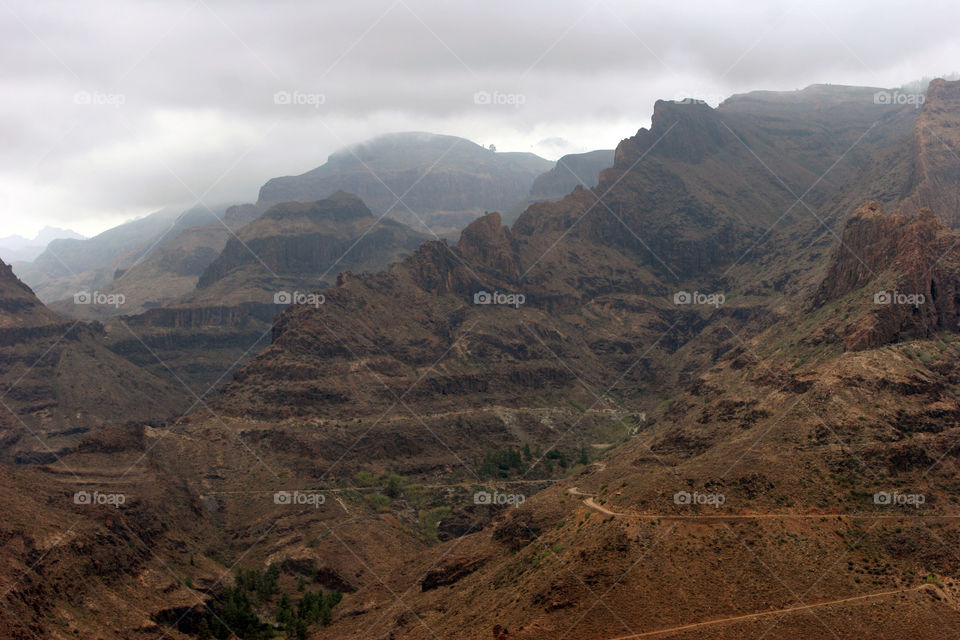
(1, 0, 958, 236)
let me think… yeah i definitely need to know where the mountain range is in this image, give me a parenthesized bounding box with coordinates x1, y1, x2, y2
(3, 80, 960, 639)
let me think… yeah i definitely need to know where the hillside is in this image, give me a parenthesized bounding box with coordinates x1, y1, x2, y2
(4, 81, 960, 640)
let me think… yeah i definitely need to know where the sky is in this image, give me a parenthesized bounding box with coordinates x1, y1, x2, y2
(1, 0, 958, 239)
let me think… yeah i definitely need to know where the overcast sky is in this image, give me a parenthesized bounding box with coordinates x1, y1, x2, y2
(1, 0, 958, 239)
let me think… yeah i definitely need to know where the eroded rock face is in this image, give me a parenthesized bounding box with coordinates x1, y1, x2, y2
(899, 79, 960, 227)
(197, 193, 427, 289)
(815, 201, 960, 350)
(527, 149, 614, 202)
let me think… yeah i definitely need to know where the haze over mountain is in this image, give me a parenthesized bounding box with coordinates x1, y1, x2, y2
(6, 2, 960, 636)
(5, 77, 960, 639)
(258, 132, 554, 235)
(0, 226, 84, 263)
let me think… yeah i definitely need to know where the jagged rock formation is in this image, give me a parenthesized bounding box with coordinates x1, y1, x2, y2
(106, 193, 428, 390)
(814, 201, 960, 350)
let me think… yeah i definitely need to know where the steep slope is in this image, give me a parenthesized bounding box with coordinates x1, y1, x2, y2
(899, 78, 960, 226)
(0, 260, 187, 462)
(257, 132, 554, 235)
(46, 203, 264, 321)
(106, 193, 429, 391)
(12, 206, 186, 304)
(527, 149, 615, 203)
(6, 82, 960, 640)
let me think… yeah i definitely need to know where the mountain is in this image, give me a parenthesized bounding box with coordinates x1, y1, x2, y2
(257, 132, 554, 235)
(526, 149, 614, 203)
(0, 226, 84, 263)
(12, 206, 188, 304)
(195, 82, 960, 639)
(6, 81, 960, 639)
(0, 259, 187, 462)
(105, 192, 429, 390)
(45, 203, 264, 321)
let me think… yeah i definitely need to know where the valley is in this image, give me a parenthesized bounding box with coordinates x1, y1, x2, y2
(3, 78, 960, 640)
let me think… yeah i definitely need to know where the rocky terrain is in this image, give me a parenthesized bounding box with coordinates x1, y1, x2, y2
(103, 193, 429, 390)
(0, 260, 187, 463)
(4, 80, 960, 640)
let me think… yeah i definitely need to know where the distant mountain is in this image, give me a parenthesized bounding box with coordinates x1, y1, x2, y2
(258, 132, 554, 236)
(503, 148, 615, 224)
(12, 206, 187, 303)
(527, 149, 614, 202)
(106, 192, 429, 389)
(0, 226, 84, 263)
(46, 203, 264, 320)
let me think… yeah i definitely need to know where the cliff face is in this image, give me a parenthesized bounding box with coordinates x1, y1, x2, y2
(815, 201, 960, 350)
(527, 149, 614, 202)
(257, 132, 554, 235)
(899, 79, 960, 227)
(104, 193, 429, 390)
(197, 193, 426, 289)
